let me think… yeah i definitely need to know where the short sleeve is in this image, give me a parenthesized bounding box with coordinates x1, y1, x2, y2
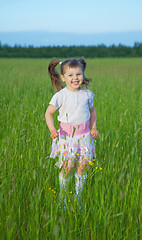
(88, 91, 95, 108)
(49, 92, 62, 109)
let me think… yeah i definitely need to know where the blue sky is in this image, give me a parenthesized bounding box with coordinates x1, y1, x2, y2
(0, 0, 142, 46)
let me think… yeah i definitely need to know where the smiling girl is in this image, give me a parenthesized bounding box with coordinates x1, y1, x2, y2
(45, 58, 99, 205)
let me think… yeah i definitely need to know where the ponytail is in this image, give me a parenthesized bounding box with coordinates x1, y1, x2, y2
(78, 57, 92, 88)
(48, 58, 63, 91)
(78, 57, 86, 71)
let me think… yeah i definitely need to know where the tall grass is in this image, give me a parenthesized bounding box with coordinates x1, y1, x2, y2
(0, 58, 141, 239)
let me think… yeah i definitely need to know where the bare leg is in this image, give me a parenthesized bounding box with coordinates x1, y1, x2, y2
(77, 161, 86, 175)
(75, 158, 87, 207)
(60, 159, 75, 177)
(59, 159, 75, 200)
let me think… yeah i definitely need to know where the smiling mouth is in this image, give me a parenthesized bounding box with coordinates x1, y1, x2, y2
(72, 81, 79, 85)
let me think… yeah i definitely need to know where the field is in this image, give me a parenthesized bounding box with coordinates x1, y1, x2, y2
(0, 58, 141, 239)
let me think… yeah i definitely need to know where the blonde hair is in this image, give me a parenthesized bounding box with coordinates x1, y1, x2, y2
(48, 57, 92, 91)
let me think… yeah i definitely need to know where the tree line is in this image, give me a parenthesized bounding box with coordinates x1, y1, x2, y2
(0, 42, 142, 58)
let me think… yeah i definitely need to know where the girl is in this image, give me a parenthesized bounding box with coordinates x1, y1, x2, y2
(45, 58, 99, 203)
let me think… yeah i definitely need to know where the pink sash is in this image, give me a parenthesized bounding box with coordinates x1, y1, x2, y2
(60, 121, 90, 137)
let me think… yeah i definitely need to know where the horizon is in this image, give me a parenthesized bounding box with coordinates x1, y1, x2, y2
(0, 30, 142, 47)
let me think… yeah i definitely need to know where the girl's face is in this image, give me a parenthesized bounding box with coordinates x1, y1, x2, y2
(61, 66, 83, 92)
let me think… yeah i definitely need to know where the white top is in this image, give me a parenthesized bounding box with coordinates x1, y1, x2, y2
(49, 87, 95, 124)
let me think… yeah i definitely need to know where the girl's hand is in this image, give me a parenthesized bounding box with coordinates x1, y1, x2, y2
(51, 130, 59, 139)
(90, 129, 99, 138)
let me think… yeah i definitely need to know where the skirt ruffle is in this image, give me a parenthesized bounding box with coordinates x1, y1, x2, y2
(50, 130, 96, 169)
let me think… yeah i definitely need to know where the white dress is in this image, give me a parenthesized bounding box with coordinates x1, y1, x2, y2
(49, 87, 96, 168)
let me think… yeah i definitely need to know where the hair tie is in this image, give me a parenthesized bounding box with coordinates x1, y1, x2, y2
(59, 62, 62, 65)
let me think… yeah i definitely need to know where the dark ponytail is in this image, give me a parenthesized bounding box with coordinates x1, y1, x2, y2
(78, 57, 87, 71)
(78, 57, 92, 88)
(48, 58, 63, 91)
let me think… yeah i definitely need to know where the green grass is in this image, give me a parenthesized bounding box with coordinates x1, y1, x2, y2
(0, 58, 141, 239)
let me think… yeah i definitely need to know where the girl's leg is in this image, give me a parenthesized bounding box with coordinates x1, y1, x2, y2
(75, 160, 87, 204)
(60, 159, 75, 177)
(77, 161, 86, 175)
(59, 159, 75, 197)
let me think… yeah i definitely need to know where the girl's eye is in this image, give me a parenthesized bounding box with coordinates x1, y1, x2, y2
(68, 74, 72, 77)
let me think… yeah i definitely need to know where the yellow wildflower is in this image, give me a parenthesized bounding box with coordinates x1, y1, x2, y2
(48, 188, 51, 190)
(96, 167, 98, 170)
(68, 200, 70, 203)
(74, 199, 77, 202)
(99, 167, 102, 170)
(56, 150, 61, 154)
(89, 161, 94, 166)
(76, 153, 80, 156)
(69, 191, 72, 194)
(93, 159, 96, 161)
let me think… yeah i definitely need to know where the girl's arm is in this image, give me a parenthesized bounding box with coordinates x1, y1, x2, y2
(89, 107, 99, 138)
(45, 105, 59, 139)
